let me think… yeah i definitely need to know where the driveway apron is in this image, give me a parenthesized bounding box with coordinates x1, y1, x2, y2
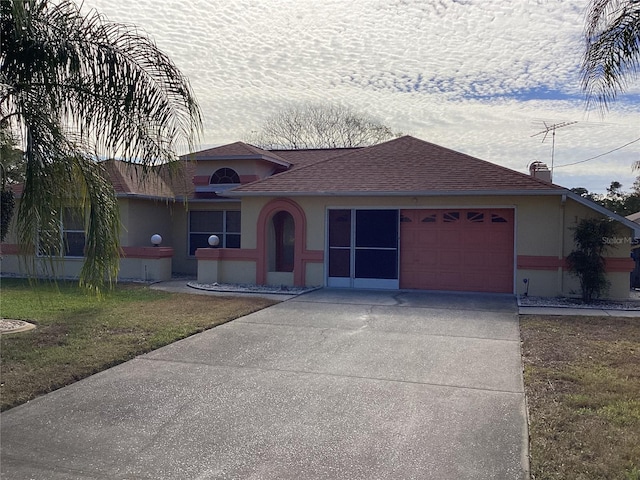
(1, 289, 528, 479)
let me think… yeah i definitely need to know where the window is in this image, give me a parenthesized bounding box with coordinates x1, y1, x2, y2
(272, 211, 294, 272)
(467, 211, 484, 223)
(38, 207, 86, 257)
(328, 209, 351, 278)
(189, 210, 241, 255)
(62, 208, 86, 257)
(210, 168, 240, 185)
(443, 211, 460, 223)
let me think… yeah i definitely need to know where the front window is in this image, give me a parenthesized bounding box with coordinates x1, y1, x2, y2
(38, 207, 86, 257)
(189, 210, 241, 255)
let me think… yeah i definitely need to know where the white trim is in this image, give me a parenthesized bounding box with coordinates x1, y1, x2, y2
(354, 278, 400, 289)
(327, 277, 351, 288)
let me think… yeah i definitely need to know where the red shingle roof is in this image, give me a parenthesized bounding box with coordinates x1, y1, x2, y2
(103, 160, 194, 198)
(92, 136, 560, 199)
(272, 147, 360, 169)
(231, 136, 563, 195)
(10, 160, 193, 200)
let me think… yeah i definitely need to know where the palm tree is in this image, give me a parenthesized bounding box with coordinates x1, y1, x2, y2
(581, 0, 640, 110)
(0, 0, 201, 291)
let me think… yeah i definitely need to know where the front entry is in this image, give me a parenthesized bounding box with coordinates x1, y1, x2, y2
(327, 209, 399, 289)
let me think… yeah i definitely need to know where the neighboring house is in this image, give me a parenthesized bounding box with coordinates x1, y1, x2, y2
(1, 135, 638, 298)
(625, 211, 640, 288)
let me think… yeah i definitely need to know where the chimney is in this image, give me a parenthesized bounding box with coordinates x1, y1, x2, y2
(529, 161, 552, 183)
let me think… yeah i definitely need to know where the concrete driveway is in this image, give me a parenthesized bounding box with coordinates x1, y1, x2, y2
(1, 289, 528, 479)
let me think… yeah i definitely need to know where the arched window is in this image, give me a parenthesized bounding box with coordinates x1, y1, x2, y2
(272, 211, 295, 272)
(210, 168, 240, 185)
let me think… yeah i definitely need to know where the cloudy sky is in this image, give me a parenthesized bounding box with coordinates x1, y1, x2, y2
(80, 0, 639, 194)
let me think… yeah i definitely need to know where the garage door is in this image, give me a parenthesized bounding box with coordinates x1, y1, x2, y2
(400, 209, 514, 293)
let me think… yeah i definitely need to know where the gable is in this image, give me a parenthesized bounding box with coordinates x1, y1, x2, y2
(185, 141, 291, 168)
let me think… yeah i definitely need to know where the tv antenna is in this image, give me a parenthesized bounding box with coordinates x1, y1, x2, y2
(531, 121, 577, 180)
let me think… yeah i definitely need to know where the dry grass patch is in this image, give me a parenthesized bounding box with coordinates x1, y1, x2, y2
(0, 279, 276, 411)
(521, 315, 640, 480)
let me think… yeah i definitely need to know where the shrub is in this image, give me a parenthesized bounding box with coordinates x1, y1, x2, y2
(566, 217, 618, 302)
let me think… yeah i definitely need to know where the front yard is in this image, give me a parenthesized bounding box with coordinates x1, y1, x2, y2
(521, 315, 640, 480)
(0, 279, 276, 411)
(2, 280, 639, 479)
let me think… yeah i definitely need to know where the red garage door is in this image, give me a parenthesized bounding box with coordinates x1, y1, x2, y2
(400, 209, 514, 293)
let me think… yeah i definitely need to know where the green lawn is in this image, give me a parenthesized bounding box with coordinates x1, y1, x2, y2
(521, 315, 640, 480)
(0, 279, 276, 411)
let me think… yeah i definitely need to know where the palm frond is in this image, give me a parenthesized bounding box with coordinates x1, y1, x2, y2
(1, 0, 202, 291)
(1, 0, 201, 163)
(582, 0, 640, 111)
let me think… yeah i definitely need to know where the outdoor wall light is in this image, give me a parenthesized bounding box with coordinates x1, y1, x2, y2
(151, 234, 162, 247)
(208, 235, 220, 247)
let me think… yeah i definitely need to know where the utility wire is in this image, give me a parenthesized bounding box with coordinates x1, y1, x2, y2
(554, 136, 640, 168)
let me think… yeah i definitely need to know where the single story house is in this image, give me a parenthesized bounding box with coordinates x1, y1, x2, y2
(2, 135, 638, 298)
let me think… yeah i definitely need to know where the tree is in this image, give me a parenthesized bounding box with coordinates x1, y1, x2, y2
(566, 217, 618, 302)
(601, 180, 627, 213)
(0, 0, 201, 291)
(570, 186, 598, 201)
(247, 103, 399, 149)
(571, 181, 640, 216)
(581, 0, 640, 110)
(1, 121, 21, 242)
(599, 180, 640, 215)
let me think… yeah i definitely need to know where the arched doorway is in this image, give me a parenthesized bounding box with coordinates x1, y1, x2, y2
(256, 198, 307, 286)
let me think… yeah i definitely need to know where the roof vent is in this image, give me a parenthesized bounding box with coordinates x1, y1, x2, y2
(529, 161, 551, 183)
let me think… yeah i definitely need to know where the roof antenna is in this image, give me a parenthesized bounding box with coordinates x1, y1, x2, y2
(531, 121, 577, 181)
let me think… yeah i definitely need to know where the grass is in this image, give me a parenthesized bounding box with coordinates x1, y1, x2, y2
(521, 315, 640, 480)
(0, 278, 276, 411)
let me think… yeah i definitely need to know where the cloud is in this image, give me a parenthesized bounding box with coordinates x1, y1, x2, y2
(81, 0, 640, 193)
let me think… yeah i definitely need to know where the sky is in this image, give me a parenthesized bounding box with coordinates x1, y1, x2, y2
(80, 0, 639, 194)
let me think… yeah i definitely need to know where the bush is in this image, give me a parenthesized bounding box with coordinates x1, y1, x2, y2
(566, 217, 618, 302)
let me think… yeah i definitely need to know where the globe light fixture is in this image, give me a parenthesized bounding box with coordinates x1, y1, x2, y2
(151, 234, 162, 247)
(208, 235, 220, 247)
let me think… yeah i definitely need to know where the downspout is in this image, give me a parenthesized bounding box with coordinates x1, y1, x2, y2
(559, 194, 567, 295)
